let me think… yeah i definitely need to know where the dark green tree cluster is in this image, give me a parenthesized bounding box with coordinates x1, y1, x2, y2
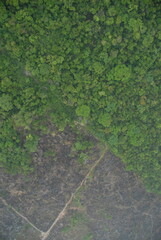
(1, 0, 161, 193)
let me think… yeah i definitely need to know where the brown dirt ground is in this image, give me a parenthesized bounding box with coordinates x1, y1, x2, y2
(1, 125, 161, 240)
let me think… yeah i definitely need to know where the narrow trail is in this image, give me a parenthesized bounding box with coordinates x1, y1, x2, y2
(1, 145, 107, 240)
(0, 197, 45, 236)
(41, 145, 107, 240)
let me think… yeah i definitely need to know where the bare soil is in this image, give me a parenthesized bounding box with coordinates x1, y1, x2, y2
(1, 125, 161, 240)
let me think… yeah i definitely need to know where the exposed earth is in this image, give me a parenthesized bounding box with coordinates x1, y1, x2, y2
(1, 125, 161, 240)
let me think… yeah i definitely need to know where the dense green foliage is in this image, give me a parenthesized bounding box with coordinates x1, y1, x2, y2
(1, 0, 161, 193)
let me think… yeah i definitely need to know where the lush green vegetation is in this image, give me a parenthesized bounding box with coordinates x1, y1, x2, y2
(1, 0, 161, 193)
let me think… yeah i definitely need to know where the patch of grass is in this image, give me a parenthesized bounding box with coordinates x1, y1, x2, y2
(71, 186, 86, 208)
(61, 225, 71, 233)
(71, 213, 85, 226)
(61, 212, 87, 233)
(97, 209, 112, 220)
(72, 195, 83, 209)
(78, 152, 88, 165)
(87, 169, 95, 182)
(83, 233, 93, 240)
(43, 149, 57, 160)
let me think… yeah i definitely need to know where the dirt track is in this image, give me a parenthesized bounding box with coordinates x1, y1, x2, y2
(1, 126, 161, 240)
